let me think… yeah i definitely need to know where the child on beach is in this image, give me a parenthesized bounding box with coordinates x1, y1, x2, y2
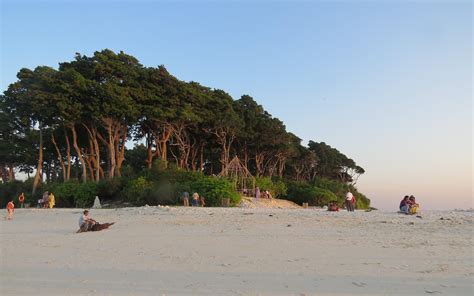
(408, 195, 419, 214)
(18, 193, 25, 208)
(6, 200, 14, 220)
(192, 192, 199, 207)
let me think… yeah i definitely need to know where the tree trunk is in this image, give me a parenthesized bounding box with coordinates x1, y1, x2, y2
(51, 132, 67, 181)
(199, 143, 205, 172)
(7, 165, 14, 181)
(32, 128, 43, 194)
(70, 124, 87, 183)
(255, 152, 264, 177)
(115, 125, 127, 177)
(64, 129, 71, 181)
(146, 133, 154, 169)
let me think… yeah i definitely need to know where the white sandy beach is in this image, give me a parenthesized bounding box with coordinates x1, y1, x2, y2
(1, 206, 472, 295)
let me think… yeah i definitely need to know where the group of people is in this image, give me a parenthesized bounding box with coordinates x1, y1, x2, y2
(182, 192, 205, 207)
(5, 192, 27, 220)
(399, 195, 419, 215)
(255, 187, 273, 199)
(37, 191, 55, 209)
(325, 191, 357, 212)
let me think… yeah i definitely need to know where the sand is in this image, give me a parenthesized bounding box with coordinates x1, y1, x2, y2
(1, 206, 472, 295)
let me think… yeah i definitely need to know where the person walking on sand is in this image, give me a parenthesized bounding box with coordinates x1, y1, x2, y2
(182, 191, 190, 207)
(18, 193, 25, 208)
(48, 192, 55, 208)
(6, 200, 14, 220)
(345, 191, 354, 212)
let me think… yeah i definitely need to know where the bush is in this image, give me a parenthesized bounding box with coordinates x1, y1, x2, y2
(97, 177, 127, 201)
(0, 180, 30, 208)
(185, 175, 241, 206)
(123, 176, 153, 205)
(285, 181, 337, 206)
(255, 177, 287, 198)
(50, 181, 98, 208)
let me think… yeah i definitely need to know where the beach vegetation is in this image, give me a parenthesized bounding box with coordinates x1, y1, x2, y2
(0, 49, 369, 208)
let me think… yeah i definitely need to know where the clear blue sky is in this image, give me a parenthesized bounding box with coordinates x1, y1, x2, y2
(1, 0, 472, 210)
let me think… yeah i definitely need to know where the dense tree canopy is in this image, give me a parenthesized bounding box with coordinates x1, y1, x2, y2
(0, 49, 366, 199)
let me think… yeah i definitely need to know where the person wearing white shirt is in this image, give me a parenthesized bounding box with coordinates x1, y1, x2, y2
(345, 191, 355, 212)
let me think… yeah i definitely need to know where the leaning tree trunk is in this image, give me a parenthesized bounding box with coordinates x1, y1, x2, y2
(32, 128, 43, 194)
(70, 124, 87, 183)
(64, 128, 72, 181)
(51, 132, 67, 181)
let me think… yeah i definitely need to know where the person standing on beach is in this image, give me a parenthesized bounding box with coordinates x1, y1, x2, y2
(192, 192, 199, 207)
(42, 191, 49, 209)
(345, 191, 354, 212)
(200, 195, 206, 207)
(182, 191, 190, 206)
(48, 192, 55, 208)
(18, 193, 25, 208)
(255, 187, 261, 199)
(6, 200, 14, 220)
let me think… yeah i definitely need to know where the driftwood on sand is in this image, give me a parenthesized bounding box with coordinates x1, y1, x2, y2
(76, 221, 115, 233)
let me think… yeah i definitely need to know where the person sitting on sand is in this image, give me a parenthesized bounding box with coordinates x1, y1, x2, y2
(408, 195, 419, 215)
(265, 190, 273, 199)
(328, 201, 339, 212)
(77, 210, 115, 233)
(6, 199, 14, 220)
(78, 210, 97, 232)
(399, 195, 410, 214)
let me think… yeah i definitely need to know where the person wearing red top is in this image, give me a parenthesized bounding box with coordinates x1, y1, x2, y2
(18, 193, 25, 208)
(6, 200, 14, 220)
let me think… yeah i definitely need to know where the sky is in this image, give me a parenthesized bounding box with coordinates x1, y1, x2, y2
(1, 0, 472, 210)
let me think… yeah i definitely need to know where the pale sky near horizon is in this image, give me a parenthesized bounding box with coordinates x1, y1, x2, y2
(1, 0, 472, 210)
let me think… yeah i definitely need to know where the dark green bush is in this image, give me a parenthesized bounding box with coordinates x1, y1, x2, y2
(97, 177, 127, 201)
(255, 177, 287, 198)
(50, 181, 98, 208)
(285, 181, 338, 206)
(123, 176, 153, 205)
(185, 175, 241, 206)
(0, 180, 30, 207)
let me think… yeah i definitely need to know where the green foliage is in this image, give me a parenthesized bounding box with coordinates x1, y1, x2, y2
(185, 176, 241, 206)
(285, 181, 338, 206)
(255, 177, 287, 198)
(1, 49, 369, 208)
(123, 176, 153, 205)
(97, 177, 127, 201)
(0, 181, 30, 207)
(47, 181, 98, 208)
